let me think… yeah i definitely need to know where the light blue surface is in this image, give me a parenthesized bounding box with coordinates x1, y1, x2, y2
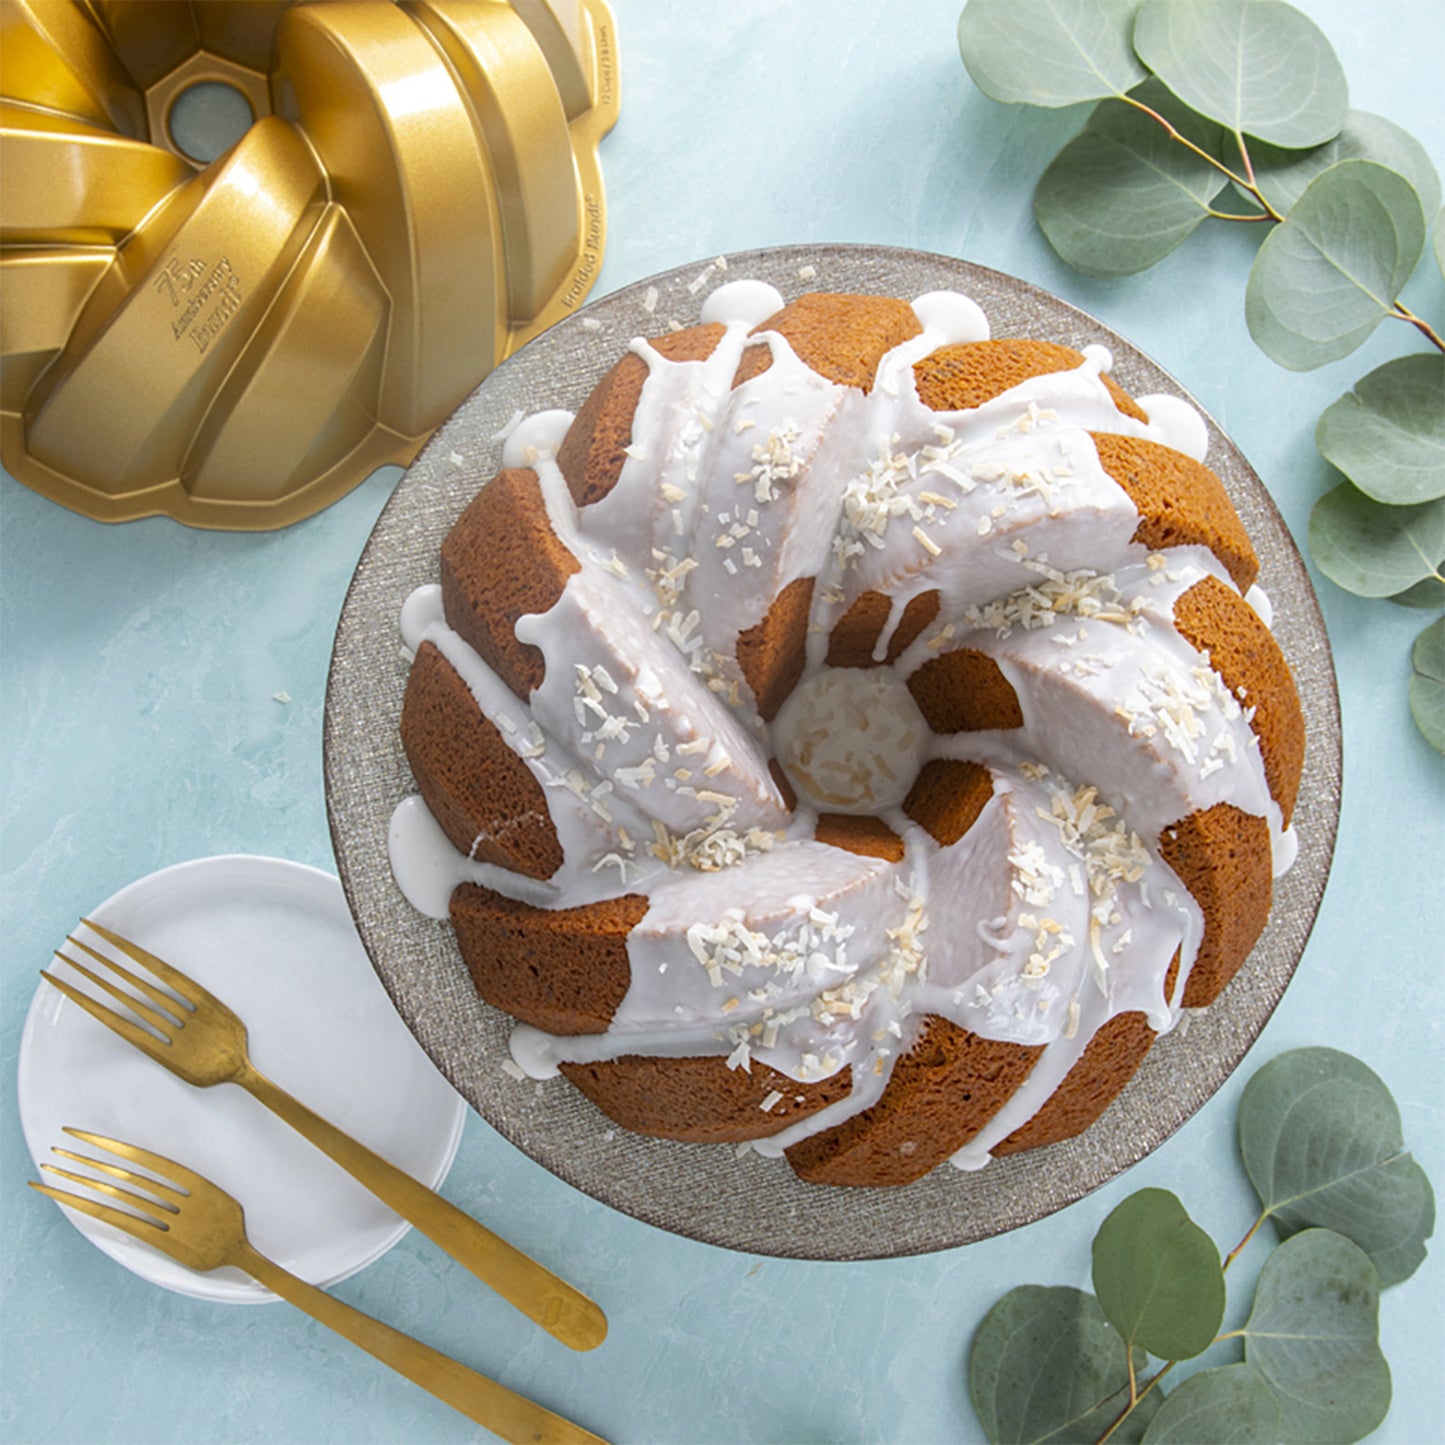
(2, 2, 1441, 1440)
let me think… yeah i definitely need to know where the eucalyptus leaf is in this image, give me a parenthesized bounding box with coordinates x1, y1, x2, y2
(1435, 206, 1444, 278)
(1242, 1229, 1390, 1444)
(958, 0, 1146, 108)
(1239, 1048, 1435, 1286)
(1409, 617, 1445, 753)
(1308, 486, 1445, 598)
(1240, 110, 1442, 219)
(1246, 159, 1426, 370)
(1034, 80, 1230, 276)
(969, 1285, 1158, 1444)
(1389, 575, 1445, 609)
(1092, 1189, 1226, 1360)
(1316, 354, 1445, 505)
(1133, 0, 1348, 148)
(1140, 1364, 1280, 1444)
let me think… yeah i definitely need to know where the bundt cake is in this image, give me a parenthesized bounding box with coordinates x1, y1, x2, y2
(390, 282, 1304, 1188)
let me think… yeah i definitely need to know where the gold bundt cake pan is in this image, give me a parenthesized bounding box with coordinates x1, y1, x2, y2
(0, 0, 619, 529)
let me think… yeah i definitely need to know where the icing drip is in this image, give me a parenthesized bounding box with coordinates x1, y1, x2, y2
(389, 285, 1296, 1174)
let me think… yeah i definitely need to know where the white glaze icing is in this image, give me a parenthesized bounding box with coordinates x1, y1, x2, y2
(500, 409, 573, 468)
(1136, 392, 1209, 462)
(772, 668, 929, 813)
(388, 286, 1298, 1175)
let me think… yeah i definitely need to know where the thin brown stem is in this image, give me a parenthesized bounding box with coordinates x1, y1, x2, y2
(1120, 95, 1250, 187)
(1237, 131, 1259, 190)
(1225, 1211, 1270, 1272)
(1233, 131, 1287, 223)
(1394, 303, 1445, 353)
(1095, 1361, 1178, 1445)
(1119, 96, 1286, 223)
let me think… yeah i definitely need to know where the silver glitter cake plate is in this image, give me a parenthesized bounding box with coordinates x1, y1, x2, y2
(324, 244, 1341, 1260)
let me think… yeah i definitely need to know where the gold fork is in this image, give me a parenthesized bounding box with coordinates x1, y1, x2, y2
(42, 919, 606, 1352)
(30, 1129, 607, 1443)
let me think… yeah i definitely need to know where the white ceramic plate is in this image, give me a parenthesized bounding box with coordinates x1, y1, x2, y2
(17, 855, 467, 1304)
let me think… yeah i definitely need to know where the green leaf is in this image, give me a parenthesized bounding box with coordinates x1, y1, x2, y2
(1239, 1047, 1435, 1286)
(1435, 206, 1445, 278)
(1133, 0, 1348, 148)
(969, 1285, 1160, 1443)
(958, 0, 1146, 108)
(1141, 1365, 1280, 1443)
(1092, 1189, 1226, 1360)
(1242, 1230, 1390, 1444)
(1241, 109, 1442, 219)
(1389, 575, 1445, 609)
(1034, 80, 1230, 276)
(1246, 159, 1427, 370)
(1308, 486, 1445, 598)
(1410, 617, 1445, 753)
(1316, 354, 1445, 505)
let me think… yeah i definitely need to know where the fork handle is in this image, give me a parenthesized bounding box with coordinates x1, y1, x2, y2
(237, 1241, 607, 1443)
(236, 1063, 606, 1352)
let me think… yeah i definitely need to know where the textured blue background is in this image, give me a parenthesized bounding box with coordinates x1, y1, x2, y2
(3, 2, 1441, 1440)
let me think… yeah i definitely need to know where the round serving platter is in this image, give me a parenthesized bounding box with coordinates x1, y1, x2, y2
(324, 244, 1341, 1260)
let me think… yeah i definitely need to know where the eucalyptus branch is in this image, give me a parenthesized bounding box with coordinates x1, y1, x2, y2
(1119, 94, 1253, 190)
(1118, 94, 1288, 222)
(1092, 1212, 1268, 1445)
(965, 1048, 1429, 1442)
(1096, 1360, 1179, 1445)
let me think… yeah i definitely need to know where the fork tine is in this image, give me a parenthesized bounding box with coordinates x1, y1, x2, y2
(51, 945, 186, 1033)
(40, 970, 172, 1059)
(79, 918, 207, 1006)
(64, 935, 192, 1019)
(40, 1162, 177, 1222)
(28, 1180, 170, 1241)
(62, 1127, 212, 1197)
(50, 1145, 188, 1206)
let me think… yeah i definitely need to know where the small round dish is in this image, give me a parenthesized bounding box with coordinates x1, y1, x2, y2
(325, 244, 1341, 1260)
(18, 855, 467, 1303)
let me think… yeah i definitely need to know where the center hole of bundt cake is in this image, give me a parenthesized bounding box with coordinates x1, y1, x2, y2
(772, 668, 929, 814)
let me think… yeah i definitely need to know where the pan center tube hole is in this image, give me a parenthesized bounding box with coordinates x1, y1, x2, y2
(167, 81, 255, 164)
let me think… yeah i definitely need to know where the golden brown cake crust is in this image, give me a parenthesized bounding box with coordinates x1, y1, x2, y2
(992, 1010, 1157, 1156)
(439, 468, 579, 699)
(734, 292, 923, 392)
(784, 1016, 1043, 1186)
(768, 757, 799, 812)
(560, 1054, 854, 1143)
(556, 322, 726, 508)
(1173, 575, 1304, 825)
(903, 758, 995, 846)
(1160, 803, 1273, 1007)
(449, 885, 643, 1035)
(737, 574, 814, 721)
(825, 590, 893, 669)
(814, 813, 906, 862)
(907, 648, 1024, 733)
(826, 589, 941, 668)
(401, 641, 563, 879)
(1092, 432, 1259, 593)
(914, 339, 1149, 421)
